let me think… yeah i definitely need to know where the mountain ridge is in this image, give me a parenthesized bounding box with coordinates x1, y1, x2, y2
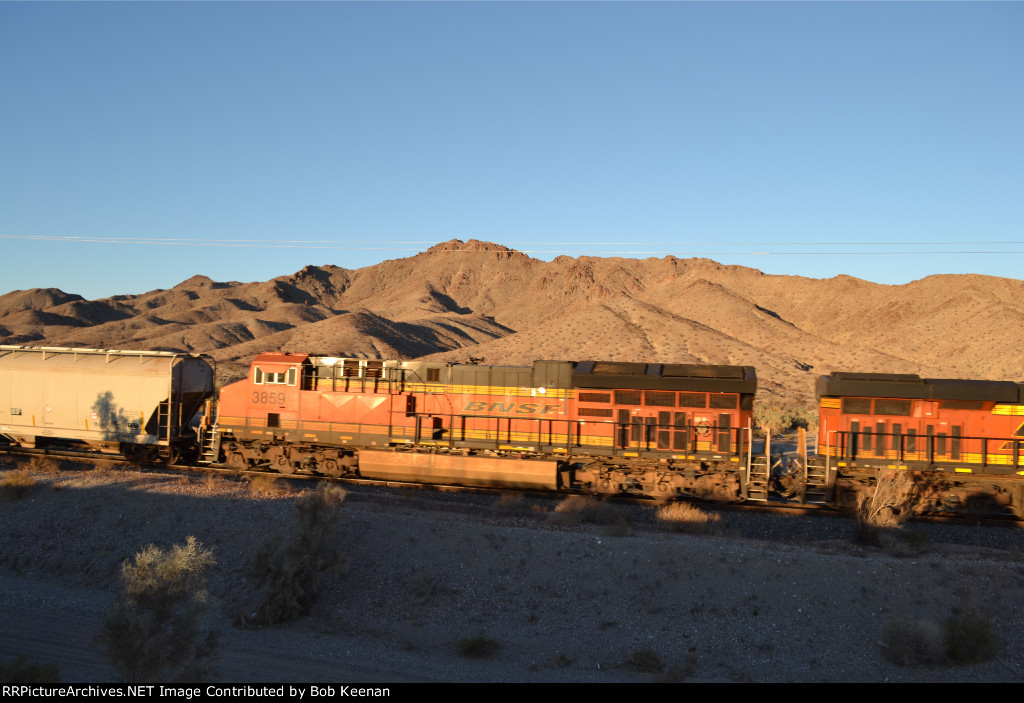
(2, 239, 1021, 405)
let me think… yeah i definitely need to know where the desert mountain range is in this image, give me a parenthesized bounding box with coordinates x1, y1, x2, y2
(2, 239, 1022, 405)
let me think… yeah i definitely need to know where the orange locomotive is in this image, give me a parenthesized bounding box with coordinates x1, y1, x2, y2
(816, 372, 1024, 514)
(207, 354, 1024, 514)
(212, 354, 756, 501)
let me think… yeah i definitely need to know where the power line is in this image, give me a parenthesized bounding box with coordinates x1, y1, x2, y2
(0, 235, 1021, 257)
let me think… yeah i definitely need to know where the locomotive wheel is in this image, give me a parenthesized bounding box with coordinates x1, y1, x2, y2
(654, 482, 675, 501)
(838, 489, 861, 510)
(225, 452, 248, 470)
(318, 459, 342, 477)
(965, 495, 994, 515)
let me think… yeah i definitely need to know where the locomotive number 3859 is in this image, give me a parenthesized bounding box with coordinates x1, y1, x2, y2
(252, 391, 286, 405)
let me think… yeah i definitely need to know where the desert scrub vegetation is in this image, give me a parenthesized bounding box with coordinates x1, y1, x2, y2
(754, 402, 817, 437)
(242, 484, 347, 625)
(945, 608, 1000, 664)
(98, 536, 219, 683)
(1, 470, 37, 501)
(246, 473, 290, 498)
(0, 656, 61, 683)
(854, 469, 917, 546)
(26, 456, 62, 474)
(457, 636, 500, 658)
(493, 492, 533, 516)
(624, 647, 663, 674)
(878, 608, 999, 666)
(548, 495, 628, 528)
(655, 501, 721, 534)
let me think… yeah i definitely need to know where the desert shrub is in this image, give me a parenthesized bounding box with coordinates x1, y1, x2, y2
(754, 403, 795, 437)
(457, 636, 500, 658)
(878, 617, 946, 666)
(624, 647, 664, 673)
(1, 470, 37, 501)
(548, 495, 627, 527)
(854, 469, 915, 546)
(755, 403, 818, 437)
(656, 501, 721, 534)
(409, 571, 446, 607)
(247, 474, 289, 498)
(945, 609, 998, 664)
(243, 484, 346, 625)
(27, 456, 61, 474)
(493, 492, 531, 516)
(660, 655, 699, 682)
(878, 610, 998, 666)
(550, 653, 574, 669)
(0, 656, 61, 683)
(98, 536, 218, 683)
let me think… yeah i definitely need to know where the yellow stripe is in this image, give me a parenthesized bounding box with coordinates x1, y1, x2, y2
(405, 382, 573, 399)
(820, 398, 841, 409)
(993, 404, 1024, 415)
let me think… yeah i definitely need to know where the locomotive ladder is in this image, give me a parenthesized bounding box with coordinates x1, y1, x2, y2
(801, 459, 832, 505)
(745, 456, 771, 502)
(196, 399, 221, 465)
(746, 428, 833, 505)
(197, 427, 221, 465)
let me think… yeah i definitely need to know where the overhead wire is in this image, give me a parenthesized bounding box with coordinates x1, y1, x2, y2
(0, 234, 1022, 257)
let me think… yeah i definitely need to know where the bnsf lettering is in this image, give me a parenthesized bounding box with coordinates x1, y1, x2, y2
(463, 401, 560, 415)
(252, 391, 286, 405)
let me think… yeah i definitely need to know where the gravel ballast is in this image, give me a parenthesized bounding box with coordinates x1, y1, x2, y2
(2, 462, 1023, 683)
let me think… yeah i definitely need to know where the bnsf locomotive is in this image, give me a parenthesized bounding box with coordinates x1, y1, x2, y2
(212, 354, 756, 503)
(2, 344, 1023, 516)
(817, 372, 1024, 514)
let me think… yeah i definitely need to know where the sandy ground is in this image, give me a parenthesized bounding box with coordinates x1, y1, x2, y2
(2, 461, 1024, 683)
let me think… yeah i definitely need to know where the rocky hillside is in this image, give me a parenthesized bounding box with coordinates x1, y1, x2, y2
(2, 239, 1022, 405)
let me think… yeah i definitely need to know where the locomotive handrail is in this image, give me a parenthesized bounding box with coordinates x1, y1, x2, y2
(825, 428, 1024, 471)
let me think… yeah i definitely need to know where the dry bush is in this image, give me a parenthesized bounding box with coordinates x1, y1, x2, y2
(242, 484, 347, 625)
(457, 636, 500, 658)
(878, 609, 998, 666)
(98, 537, 218, 683)
(878, 617, 946, 666)
(493, 492, 531, 516)
(945, 609, 999, 664)
(26, 456, 61, 474)
(754, 403, 795, 437)
(1, 470, 37, 501)
(247, 474, 289, 498)
(854, 469, 916, 546)
(0, 656, 61, 683)
(624, 647, 664, 673)
(548, 495, 627, 527)
(656, 501, 721, 534)
(409, 571, 446, 608)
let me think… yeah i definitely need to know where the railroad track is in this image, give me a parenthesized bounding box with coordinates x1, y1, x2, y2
(3, 443, 1018, 526)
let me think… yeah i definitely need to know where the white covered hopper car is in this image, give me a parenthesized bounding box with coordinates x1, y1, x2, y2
(0, 346, 214, 463)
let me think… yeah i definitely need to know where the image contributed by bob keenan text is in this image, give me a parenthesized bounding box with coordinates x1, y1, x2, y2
(0, 685, 392, 699)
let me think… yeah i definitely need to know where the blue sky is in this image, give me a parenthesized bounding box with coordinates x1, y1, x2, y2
(2, 1, 1021, 300)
